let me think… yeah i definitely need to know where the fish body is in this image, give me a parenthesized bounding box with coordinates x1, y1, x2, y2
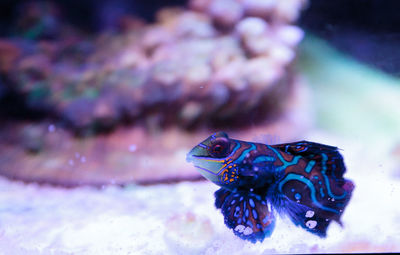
(186, 132, 354, 243)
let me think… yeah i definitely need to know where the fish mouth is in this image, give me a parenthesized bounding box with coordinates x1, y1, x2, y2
(186, 147, 201, 163)
(186, 150, 222, 184)
(186, 153, 194, 163)
(186, 153, 209, 165)
(186, 146, 208, 163)
(194, 165, 219, 176)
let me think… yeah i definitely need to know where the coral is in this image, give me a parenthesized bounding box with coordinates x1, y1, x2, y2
(2, 0, 307, 135)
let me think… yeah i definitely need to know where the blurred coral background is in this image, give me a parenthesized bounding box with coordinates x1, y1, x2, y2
(0, 0, 399, 254)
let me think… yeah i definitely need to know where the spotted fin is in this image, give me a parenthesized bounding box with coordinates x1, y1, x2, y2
(215, 188, 231, 209)
(214, 188, 275, 243)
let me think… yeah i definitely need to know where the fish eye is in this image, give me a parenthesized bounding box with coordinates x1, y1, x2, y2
(209, 137, 230, 158)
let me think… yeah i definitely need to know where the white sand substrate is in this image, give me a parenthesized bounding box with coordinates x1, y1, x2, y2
(0, 131, 399, 254)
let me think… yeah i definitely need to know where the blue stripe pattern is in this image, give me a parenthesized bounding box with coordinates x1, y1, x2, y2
(278, 173, 339, 214)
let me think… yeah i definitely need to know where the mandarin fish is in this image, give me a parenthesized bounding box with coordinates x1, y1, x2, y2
(186, 132, 354, 243)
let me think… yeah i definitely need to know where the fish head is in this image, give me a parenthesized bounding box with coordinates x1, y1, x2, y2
(187, 132, 236, 185)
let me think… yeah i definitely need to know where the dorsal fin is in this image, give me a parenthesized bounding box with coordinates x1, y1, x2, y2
(272, 141, 346, 181)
